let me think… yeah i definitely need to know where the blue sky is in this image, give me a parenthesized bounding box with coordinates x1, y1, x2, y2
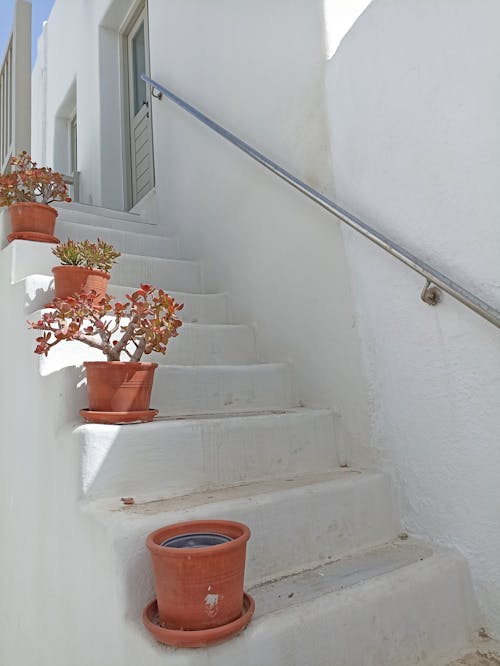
(0, 0, 56, 67)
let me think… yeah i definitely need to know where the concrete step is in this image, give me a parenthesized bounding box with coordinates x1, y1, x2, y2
(148, 363, 294, 416)
(204, 543, 473, 666)
(23, 275, 230, 323)
(70, 536, 479, 666)
(241, 543, 478, 666)
(54, 202, 160, 234)
(54, 219, 180, 259)
(73, 408, 338, 501)
(6, 240, 201, 292)
(36, 320, 257, 373)
(88, 469, 398, 605)
(42, 361, 294, 416)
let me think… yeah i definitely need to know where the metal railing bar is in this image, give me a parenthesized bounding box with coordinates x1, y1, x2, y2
(142, 74, 500, 329)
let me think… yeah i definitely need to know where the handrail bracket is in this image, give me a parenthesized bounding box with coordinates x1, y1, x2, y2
(421, 280, 441, 306)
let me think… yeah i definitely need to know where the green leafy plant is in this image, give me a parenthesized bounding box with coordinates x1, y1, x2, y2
(0, 151, 70, 206)
(29, 284, 183, 362)
(52, 239, 121, 273)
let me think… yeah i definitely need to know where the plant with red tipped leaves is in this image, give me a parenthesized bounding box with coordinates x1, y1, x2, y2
(0, 151, 71, 206)
(29, 284, 183, 362)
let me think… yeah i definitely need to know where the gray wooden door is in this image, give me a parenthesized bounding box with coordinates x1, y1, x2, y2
(127, 8, 154, 206)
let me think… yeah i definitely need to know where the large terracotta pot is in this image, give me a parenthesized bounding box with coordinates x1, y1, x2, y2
(146, 520, 251, 632)
(52, 265, 110, 300)
(80, 361, 158, 424)
(8, 202, 59, 243)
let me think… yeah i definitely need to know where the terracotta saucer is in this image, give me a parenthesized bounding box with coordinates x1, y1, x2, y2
(143, 593, 255, 648)
(7, 231, 60, 243)
(79, 408, 158, 425)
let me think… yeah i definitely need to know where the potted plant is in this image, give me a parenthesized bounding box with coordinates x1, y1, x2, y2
(28, 284, 183, 424)
(0, 151, 71, 243)
(52, 239, 121, 300)
(143, 519, 254, 648)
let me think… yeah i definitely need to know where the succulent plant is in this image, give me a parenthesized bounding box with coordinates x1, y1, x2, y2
(52, 239, 121, 273)
(0, 151, 70, 206)
(29, 284, 183, 362)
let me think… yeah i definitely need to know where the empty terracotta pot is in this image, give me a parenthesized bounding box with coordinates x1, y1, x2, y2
(84, 361, 158, 412)
(146, 520, 251, 631)
(52, 266, 110, 300)
(9, 202, 59, 242)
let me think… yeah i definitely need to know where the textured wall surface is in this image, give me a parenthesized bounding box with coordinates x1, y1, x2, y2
(145, 0, 370, 459)
(326, 0, 500, 636)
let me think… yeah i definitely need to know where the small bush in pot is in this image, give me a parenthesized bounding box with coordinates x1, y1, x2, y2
(28, 284, 183, 423)
(0, 151, 71, 243)
(52, 239, 121, 300)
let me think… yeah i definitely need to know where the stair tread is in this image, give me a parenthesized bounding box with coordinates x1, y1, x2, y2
(90, 468, 397, 590)
(90, 468, 368, 516)
(24, 274, 226, 298)
(33, 311, 246, 331)
(250, 538, 431, 618)
(54, 221, 180, 259)
(133, 543, 474, 665)
(55, 202, 146, 223)
(23, 275, 231, 322)
(55, 219, 173, 243)
(8, 241, 202, 292)
(75, 406, 330, 430)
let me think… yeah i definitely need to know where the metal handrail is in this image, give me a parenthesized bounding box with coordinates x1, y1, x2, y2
(143, 74, 500, 329)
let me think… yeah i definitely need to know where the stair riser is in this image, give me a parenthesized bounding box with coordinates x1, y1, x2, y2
(24, 276, 230, 323)
(8, 241, 201, 292)
(107, 286, 231, 324)
(55, 220, 180, 259)
(40, 362, 293, 416)
(108, 472, 398, 619)
(54, 204, 160, 234)
(149, 363, 294, 415)
(76, 410, 338, 501)
(37, 323, 257, 373)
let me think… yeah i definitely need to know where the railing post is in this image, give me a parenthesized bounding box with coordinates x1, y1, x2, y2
(12, 0, 31, 158)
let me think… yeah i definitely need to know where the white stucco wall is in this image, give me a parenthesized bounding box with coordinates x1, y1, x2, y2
(144, 0, 369, 459)
(30, 0, 371, 460)
(326, 0, 500, 636)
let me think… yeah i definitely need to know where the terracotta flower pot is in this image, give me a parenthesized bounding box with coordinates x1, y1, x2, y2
(8, 202, 59, 243)
(52, 265, 110, 300)
(146, 520, 251, 632)
(80, 361, 158, 424)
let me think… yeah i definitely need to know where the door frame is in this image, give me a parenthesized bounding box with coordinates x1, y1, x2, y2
(120, 0, 154, 211)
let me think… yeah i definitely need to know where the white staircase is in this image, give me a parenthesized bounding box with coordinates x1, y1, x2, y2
(0, 203, 483, 666)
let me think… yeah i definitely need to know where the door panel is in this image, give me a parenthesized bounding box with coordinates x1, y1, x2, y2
(127, 7, 154, 208)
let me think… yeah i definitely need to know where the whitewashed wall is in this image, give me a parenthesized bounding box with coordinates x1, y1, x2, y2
(145, 0, 369, 460)
(30, 0, 371, 461)
(326, 0, 500, 636)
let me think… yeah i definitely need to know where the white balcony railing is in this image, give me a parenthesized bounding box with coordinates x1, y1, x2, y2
(0, 0, 31, 173)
